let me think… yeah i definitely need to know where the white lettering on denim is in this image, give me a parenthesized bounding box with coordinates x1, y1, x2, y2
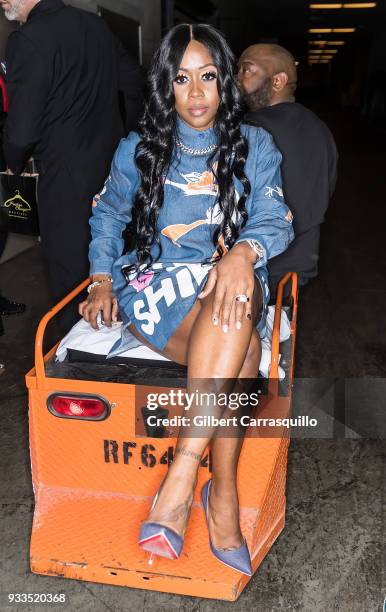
(265, 185, 283, 198)
(176, 268, 195, 297)
(164, 263, 207, 287)
(134, 279, 176, 335)
(132, 299, 151, 331)
(184, 264, 208, 285)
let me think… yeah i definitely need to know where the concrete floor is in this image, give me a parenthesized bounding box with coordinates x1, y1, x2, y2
(0, 109, 384, 611)
(0, 233, 38, 265)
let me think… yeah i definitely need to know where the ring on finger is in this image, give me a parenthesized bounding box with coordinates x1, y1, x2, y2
(235, 294, 249, 303)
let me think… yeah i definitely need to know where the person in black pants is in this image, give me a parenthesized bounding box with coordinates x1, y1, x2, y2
(0, 69, 25, 336)
(238, 43, 338, 302)
(0, 230, 25, 332)
(1, 0, 143, 332)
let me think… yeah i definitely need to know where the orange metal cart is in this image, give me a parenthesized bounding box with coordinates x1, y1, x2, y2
(25, 272, 298, 602)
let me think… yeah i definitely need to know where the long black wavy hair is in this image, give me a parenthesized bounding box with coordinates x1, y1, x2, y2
(127, 23, 251, 276)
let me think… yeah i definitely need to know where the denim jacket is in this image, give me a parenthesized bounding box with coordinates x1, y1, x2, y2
(89, 117, 294, 283)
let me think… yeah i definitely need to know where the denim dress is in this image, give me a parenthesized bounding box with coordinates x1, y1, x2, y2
(88, 117, 294, 355)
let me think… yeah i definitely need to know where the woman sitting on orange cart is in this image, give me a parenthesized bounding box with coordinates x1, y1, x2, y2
(79, 23, 294, 576)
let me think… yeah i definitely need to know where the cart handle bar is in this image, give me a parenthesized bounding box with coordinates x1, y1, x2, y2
(270, 272, 298, 379)
(35, 278, 90, 382)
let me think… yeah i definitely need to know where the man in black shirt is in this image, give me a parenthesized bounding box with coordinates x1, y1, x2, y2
(1, 0, 143, 330)
(238, 43, 338, 300)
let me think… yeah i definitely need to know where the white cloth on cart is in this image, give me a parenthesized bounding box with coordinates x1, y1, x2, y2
(56, 308, 291, 378)
(56, 317, 170, 362)
(258, 306, 291, 380)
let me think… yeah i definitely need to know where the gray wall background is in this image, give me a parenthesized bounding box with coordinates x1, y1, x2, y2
(67, 0, 161, 66)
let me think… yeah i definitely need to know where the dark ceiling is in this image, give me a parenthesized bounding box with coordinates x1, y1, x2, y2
(173, 0, 386, 70)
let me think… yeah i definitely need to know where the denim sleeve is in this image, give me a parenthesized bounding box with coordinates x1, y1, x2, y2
(235, 127, 294, 269)
(89, 132, 140, 276)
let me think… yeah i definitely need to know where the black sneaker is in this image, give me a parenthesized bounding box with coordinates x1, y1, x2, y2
(0, 297, 26, 316)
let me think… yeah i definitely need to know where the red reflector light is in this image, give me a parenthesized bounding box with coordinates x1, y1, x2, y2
(48, 394, 109, 420)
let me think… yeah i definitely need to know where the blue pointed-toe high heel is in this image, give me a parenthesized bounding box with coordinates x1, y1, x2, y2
(138, 492, 184, 561)
(201, 479, 253, 576)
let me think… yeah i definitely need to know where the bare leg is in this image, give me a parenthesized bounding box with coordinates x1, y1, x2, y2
(207, 330, 261, 550)
(132, 281, 263, 543)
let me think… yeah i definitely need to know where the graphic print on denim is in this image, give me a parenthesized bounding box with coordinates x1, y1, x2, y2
(88, 116, 294, 353)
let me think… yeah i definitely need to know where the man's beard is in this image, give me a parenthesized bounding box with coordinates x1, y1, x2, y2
(4, 0, 25, 21)
(244, 77, 273, 111)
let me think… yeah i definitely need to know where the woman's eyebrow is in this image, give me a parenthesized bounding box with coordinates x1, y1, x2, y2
(178, 63, 217, 72)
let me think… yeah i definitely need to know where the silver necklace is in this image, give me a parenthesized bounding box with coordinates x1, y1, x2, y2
(175, 139, 218, 156)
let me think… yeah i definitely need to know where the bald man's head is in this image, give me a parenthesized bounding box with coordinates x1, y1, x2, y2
(238, 44, 297, 111)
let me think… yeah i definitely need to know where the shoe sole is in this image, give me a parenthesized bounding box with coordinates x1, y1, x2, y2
(139, 531, 179, 560)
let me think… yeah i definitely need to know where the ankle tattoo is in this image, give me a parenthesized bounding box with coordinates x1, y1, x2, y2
(162, 499, 191, 522)
(175, 447, 201, 462)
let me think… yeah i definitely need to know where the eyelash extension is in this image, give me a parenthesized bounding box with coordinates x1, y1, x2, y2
(174, 74, 188, 84)
(202, 71, 217, 80)
(174, 71, 217, 84)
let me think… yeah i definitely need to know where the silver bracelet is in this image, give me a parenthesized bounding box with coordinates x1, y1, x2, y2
(87, 277, 113, 294)
(245, 239, 264, 262)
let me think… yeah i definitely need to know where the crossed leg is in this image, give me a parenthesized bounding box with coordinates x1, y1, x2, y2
(129, 279, 262, 548)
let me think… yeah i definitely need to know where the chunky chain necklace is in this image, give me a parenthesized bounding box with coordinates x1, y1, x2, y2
(175, 139, 218, 156)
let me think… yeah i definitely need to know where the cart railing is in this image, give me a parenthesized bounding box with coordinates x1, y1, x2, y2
(34, 278, 90, 386)
(34, 273, 298, 388)
(270, 272, 298, 379)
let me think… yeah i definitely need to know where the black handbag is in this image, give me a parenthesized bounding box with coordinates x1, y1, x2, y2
(0, 161, 39, 235)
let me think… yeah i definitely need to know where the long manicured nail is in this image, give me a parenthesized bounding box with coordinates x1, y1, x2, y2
(212, 315, 218, 325)
(222, 324, 229, 333)
(236, 321, 242, 330)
